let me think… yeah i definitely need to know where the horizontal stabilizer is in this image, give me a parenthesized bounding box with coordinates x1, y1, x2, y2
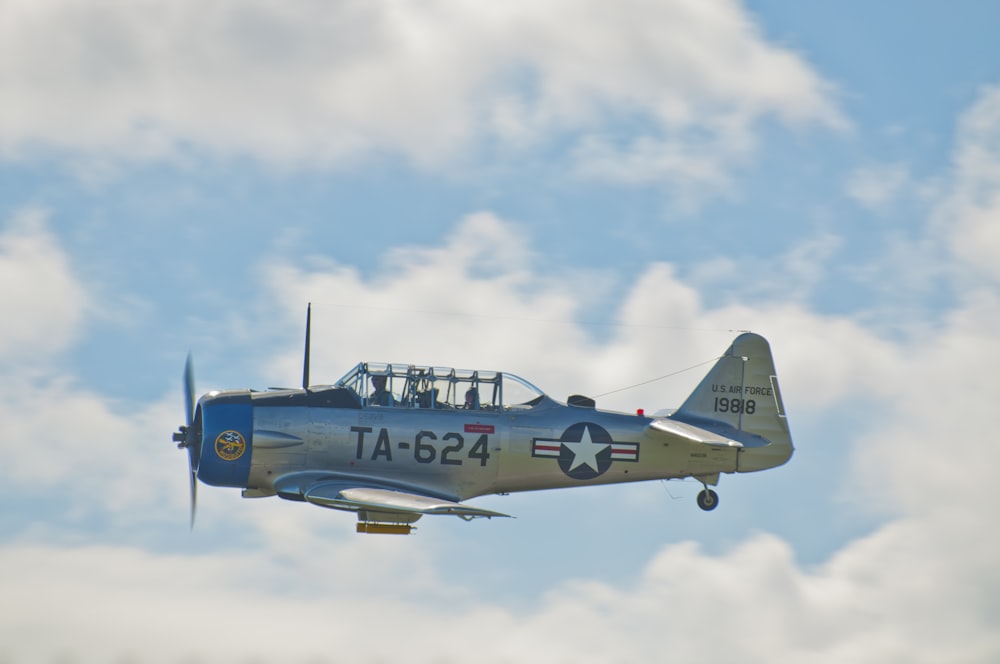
(647, 418, 742, 447)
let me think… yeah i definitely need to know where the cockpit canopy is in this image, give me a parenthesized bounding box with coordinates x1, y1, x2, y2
(334, 362, 546, 411)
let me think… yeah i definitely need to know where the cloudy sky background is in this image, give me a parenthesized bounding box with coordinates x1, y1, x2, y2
(2, 1, 999, 661)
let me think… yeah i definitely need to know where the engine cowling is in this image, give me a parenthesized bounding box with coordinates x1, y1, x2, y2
(196, 390, 254, 489)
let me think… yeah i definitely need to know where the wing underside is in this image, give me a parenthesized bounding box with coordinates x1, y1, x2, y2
(271, 473, 510, 532)
(303, 483, 510, 520)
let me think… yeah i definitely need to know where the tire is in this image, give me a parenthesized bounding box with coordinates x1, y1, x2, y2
(697, 489, 719, 511)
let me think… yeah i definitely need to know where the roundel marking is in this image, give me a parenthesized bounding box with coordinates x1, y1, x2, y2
(215, 430, 247, 461)
(531, 422, 640, 480)
(556, 422, 614, 480)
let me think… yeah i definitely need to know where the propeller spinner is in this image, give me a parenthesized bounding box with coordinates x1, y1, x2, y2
(172, 354, 200, 528)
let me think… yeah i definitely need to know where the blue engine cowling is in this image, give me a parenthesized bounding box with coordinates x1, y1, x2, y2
(196, 390, 253, 488)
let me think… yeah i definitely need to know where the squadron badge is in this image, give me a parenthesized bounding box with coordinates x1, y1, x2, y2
(215, 430, 247, 461)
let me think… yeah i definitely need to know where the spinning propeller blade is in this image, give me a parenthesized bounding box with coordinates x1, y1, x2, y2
(188, 461, 198, 529)
(184, 353, 195, 428)
(173, 353, 199, 529)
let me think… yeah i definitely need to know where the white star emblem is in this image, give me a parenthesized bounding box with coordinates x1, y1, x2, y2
(561, 425, 609, 472)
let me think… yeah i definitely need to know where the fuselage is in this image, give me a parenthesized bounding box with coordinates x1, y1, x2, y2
(193, 385, 792, 504)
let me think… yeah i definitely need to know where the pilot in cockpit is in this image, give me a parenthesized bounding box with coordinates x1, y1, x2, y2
(418, 387, 440, 408)
(370, 375, 394, 406)
(464, 386, 480, 410)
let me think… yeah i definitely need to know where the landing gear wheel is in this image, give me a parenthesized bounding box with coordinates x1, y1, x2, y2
(697, 488, 719, 511)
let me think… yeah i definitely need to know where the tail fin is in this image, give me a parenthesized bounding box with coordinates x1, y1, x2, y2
(671, 333, 793, 470)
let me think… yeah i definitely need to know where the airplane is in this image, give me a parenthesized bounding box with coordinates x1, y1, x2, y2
(173, 305, 794, 534)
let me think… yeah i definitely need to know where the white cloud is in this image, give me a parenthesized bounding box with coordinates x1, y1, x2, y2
(686, 231, 845, 305)
(570, 129, 747, 210)
(261, 212, 596, 393)
(0, 377, 186, 523)
(0, 0, 843, 191)
(935, 86, 1000, 283)
(849, 290, 1000, 517)
(3, 496, 998, 664)
(0, 210, 186, 523)
(258, 212, 910, 420)
(845, 162, 911, 212)
(0, 209, 87, 362)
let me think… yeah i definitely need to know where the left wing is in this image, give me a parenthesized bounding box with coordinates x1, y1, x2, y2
(304, 482, 510, 519)
(273, 473, 510, 522)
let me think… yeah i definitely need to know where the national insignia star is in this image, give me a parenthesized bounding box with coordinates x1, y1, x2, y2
(561, 425, 609, 472)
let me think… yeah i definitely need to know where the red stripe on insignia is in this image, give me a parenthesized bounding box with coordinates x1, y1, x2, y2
(534, 444, 561, 452)
(611, 447, 636, 455)
(464, 424, 495, 434)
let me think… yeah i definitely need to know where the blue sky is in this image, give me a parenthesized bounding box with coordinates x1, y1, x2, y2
(2, 1, 999, 661)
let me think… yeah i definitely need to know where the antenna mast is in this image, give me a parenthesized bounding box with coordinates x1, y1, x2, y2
(302, 302, 312, 389)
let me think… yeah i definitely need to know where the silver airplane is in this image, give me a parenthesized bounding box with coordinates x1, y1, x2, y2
(173, 306, 794, 534)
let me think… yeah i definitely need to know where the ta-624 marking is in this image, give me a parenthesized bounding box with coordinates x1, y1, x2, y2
(351, 426, 491, 467)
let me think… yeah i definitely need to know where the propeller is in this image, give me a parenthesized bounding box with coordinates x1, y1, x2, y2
(172, 353, 200, 529)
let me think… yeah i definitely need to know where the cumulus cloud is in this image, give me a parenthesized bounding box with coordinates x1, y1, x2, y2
(0, 0, 843, 192)
(0, 211, 184, 524)
(935, 85, 1000, 283)
(845, 162, 911, 212)
(261, 213, 894, 415)
(3, 505, 997, 663)
(261, 211, 597, 393)
(0, 209, 87, 362)
(686, 231, 845, 305)
(0, 377, 185, 523)
(850, 290, 1000, 516)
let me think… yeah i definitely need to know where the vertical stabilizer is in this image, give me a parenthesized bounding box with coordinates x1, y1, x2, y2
(671, 333, 792, 468)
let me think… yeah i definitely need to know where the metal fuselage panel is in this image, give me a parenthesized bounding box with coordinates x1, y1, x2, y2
(246, 400, 506, 500)
(497, 403, 695, 494)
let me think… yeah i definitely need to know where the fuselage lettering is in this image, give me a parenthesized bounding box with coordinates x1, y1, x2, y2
(351, 426, 372, 460)
(415, 430, 437, 464)
(372, 428, 393, 461)
(709, 385, 772, 397)
(352, 427, 491, 467)
(713, 397, 757, 415)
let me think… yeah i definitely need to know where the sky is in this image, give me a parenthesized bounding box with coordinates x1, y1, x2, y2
(1, 0, 999, 661)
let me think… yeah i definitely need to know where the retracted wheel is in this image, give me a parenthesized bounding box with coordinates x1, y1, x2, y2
(696, 488, 719, 511)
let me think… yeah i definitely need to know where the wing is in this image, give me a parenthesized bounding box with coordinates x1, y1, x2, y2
(273, 472, 510, 521)
(305, 483, 510, 519)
